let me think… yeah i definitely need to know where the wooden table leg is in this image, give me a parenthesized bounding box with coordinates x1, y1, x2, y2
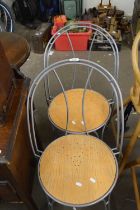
(11, 179, 39, 210)
(125, 158, 140, 169)
(6, 166, 39, 210)
(17, 191, 39, 210)
(119, 119, 140, 175)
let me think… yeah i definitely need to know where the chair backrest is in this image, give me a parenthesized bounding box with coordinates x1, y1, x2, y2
(131, 31, 140, 113)
(44, 22, 120, 105)
(0, 1, 14, 32)
(44, 22, 119, 80)
(27, 58, 124, 158)
(130, 32, 140, 113)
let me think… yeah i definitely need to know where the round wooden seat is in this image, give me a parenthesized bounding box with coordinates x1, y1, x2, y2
(48, 88, 110, 133)
(39, 135, 117, 206)
(0, 32, 30, 68)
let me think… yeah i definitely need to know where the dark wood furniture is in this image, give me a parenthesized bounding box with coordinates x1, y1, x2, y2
(31, 23, 51, 54)
(0, 41, 38, 210)
(0, 32, 30, 68)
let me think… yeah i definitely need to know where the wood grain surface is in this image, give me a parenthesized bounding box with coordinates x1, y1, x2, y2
(48, 89, 110, 133)
(39, 135, 117, 206)
(0, 40, 14, 115)
(0, 32, 30, 68)
(0, 80, 23, 156)
(130, 31, 140, 113)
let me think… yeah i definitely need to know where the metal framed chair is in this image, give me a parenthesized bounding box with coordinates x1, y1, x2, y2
(119, 31, 140, 210)
(44, 23, 119, 77)
(42, 26, 119, 138)
(27, 59, 124, 210)
(29, 58, 117, 138)
(44, 23, 119, 95)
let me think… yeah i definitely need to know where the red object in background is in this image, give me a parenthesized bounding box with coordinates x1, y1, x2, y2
(52, 25, 58, 34)
(53, 15, 67, 29)
(52, 29, 92, 51)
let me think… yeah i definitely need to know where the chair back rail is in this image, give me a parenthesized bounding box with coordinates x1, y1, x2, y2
(27, 59, 124, 158)
(131, 31, 140, 112)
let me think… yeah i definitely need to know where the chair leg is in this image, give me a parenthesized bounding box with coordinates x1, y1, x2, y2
(124, 101, 134, 130)
(111, 96, 131, 142)
(112, 96, 131, 116)
(104, 196, 111, 210)
(119, 119, 140, 175)
(125, 158, 140, 169)
(101, 124, 107, 140)
(123, 96, 131, 107)
(47, 196, 54, 210)
(104, 201, 110, 210)
(131, 167, 140, 210)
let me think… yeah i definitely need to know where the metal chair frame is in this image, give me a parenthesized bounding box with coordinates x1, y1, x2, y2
(38, 141, 118, 210)
(44, 23, 119, 104)
(27, 59, 124, 210)
(0, 1, 14, 32)
(27, 58, 124, 158)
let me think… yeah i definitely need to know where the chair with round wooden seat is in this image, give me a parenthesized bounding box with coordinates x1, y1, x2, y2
(27, 59, 124, 210)
(46, 62, 113, 137)
(120, 31, 140, 174)
(0, 32, 30, 68)
(39, 135, 118, 208)
(119, 31, 140, 210)
(43, 23, 119, 136)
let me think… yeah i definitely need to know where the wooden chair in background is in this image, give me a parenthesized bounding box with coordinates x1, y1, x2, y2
(119, 31, 140, 210)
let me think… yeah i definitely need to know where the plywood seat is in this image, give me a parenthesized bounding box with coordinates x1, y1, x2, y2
(39, 135, 117, 206)
(48, 88, 110, 133)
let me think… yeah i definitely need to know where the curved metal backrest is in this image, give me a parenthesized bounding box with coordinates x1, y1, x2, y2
(132, 31, 140, 84)
(44, 22, 119, 80)
(27, 59, 124, 158)
(0, 2, 14, 32)
(131, 31, 140, 112)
